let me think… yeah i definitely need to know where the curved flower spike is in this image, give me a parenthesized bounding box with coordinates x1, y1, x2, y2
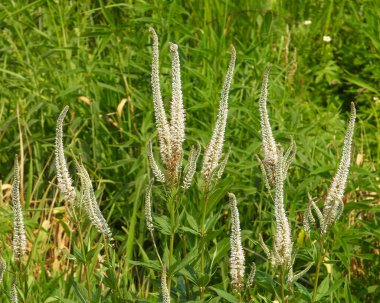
(55, 106, 76, 205)
(202, 45, 236, 182)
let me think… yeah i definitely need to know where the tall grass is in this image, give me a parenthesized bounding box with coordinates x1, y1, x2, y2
(0, 0, 379, 302)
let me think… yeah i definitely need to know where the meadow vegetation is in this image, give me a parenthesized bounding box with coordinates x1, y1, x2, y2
(0, 1, 379, 302)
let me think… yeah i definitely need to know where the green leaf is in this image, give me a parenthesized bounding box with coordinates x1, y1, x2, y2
(209, 286, 238, 303)
(316, 276, 330, 300)
(70, 277, 88, 303)
(172, 248, 198, 273)
(154, 215, 171, 235)
(128, 260, 161, 271)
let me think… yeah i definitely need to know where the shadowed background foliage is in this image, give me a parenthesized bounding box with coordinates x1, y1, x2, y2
(0, 0, 379, 302)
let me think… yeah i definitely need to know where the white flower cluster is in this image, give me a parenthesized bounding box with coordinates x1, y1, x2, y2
(144, 179, 154, 232)
(201, 46, 236, 183)
(161, 265, 171, 303)
(228, 193, 245, 290)
(74, 158, 113, 242)
(149, 28, 186, 185)
(55, 106, 113, 242)
(0, 255, 6, 284)
(149, 28, 235, 189)
(55, 106, 76, 205)
(10, 278, 18, 303)
(304, 103, 356, 235)
(12, 157, 27, 260)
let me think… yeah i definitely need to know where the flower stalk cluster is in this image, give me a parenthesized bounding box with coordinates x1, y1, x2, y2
(55, 106, 113, 242)
(149, 28, 187, 185)
(304, 102, 356, 235)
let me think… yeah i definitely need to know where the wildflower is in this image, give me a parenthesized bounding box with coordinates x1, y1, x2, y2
(148, 141, 166, 183)
(55, 106, 76, 205)
(321, 103, 356, 234)
(304, 20, 312, 25)
(10, 277, 18, 303)
(74, 158, 113, 242)
(145, 179, 154, 232)
(182, 143, 201, 190)
(228, 193, 245, 290)
(168, 42, 185, 176)
(272, 151, 292, 268)
(201, 45, 236, 182)
(247, 262, 256, 288)
(258, 65, 278, 183)
(12, 157, 27, 259)
(149, 28, 172, 167)
(161, 265, 170, 303)
(323, 36, 332, 42)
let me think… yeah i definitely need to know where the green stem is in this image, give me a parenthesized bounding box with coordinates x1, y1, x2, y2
(74, 210, 92, 302)
(150, 230, 163, 267)
(167, 191, 176, 292)
(199, 192, 209, 298)
(280, 264, 286, 303)
(312, 237, 325, 302)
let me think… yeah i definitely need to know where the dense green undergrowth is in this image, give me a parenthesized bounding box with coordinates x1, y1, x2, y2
(0, 0, 379, 302)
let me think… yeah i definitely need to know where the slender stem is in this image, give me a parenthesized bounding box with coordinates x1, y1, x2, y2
(280, 264, 286, 303)
(74, 210, 92, 301)
(312, 236, 325, 302)
(167, 190, 176, 292)
(199, 191, 209, 298)
(150, 230, 163, 267)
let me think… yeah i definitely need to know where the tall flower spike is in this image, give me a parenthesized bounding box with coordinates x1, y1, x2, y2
(10, 277, 18, 303)
(145, 179, 154, 232)
(168, 42, 185, 175)
(182, 143, 201, 190)
(55, 106, 76, 205)
(0, 254, 6, 283)
(201, 45, 236, 182)
(12, 157, 26, 259)
(149, 28, 172, 166)
(161, 265, 171, 303)
(272, 151, 292, 267)
(148, 141, 165, 183)
(74, 158, 113, 242)
(216, 147, 231, 180)
(247, 262, 256, 288)
(321, 103, 356, 234)
(228, 192, 245, 290)
(259, 65, 278, 182)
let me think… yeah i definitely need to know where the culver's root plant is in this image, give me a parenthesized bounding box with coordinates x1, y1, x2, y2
(146, 28, 236, 301)
(55, 105, 115, 299)
(253, 67, 356, 303)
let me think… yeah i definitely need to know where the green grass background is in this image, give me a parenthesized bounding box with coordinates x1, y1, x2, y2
(0, 0, 379, 302)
